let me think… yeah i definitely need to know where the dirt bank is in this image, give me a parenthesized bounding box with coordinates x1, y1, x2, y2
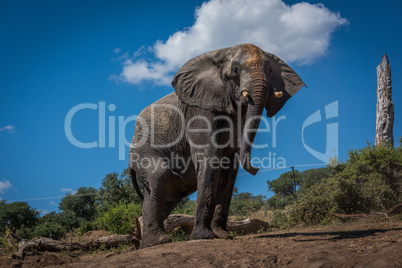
(2, 221, 401, 267)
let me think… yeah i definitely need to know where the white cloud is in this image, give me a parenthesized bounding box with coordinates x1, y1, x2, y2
(0, 179, 12, 194)
(40, 209, 49, 215)
(117, 0, 347, 85)
(0, 125, 16, 133)
(113, 47, 121, 54)
(60, 188, 77, 194)
(50, 200, 57, 206)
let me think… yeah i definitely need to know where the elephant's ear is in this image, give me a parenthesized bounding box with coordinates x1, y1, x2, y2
(263, 51, 306, 117)
(171, 49, 235, 114)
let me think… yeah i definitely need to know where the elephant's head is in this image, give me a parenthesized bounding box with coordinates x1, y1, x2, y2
(172, 44, 305, 175)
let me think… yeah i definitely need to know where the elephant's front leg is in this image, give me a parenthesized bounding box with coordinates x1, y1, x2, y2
(191, 163, 220, 240)
(212, 152, 240, 239)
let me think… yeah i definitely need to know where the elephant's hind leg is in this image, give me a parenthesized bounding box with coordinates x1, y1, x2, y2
(141, 189, 172, 248)
(140, 166, 174, 248)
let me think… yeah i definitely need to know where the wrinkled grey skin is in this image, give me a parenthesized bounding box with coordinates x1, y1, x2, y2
(129, 44, 305, 248)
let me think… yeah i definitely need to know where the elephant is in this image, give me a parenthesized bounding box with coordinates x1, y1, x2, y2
(129, 43, 305, 248)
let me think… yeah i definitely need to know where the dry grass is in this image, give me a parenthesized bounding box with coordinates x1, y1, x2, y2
(248, 208, 274, 222)
(228, 208, 274, 223)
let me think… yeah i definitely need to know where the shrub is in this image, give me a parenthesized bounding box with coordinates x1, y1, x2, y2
(270, 211, 290, 228)
(169, 227, 190, 242)
(331, 143, 401, 213)
(0, 202, 39, 234)
(59, 187, 98, 221)
(172, 197, 196, 215)
(0, 229, 18, 254)
(266, 167, 335, 210)
(288, 182, 334, 225)
(229, 192, 267, 216)
(95, 202, 142, 234)
(266, 194, 294, 210)
(33, 222, 67, 240)
(288, 143, 401, 225)
(79, 220, 98, 235)
(15, 225, 36, 240)
(40, 210, 81, 231)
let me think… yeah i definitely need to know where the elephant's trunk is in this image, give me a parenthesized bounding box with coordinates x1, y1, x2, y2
(240, 65, 269, 175)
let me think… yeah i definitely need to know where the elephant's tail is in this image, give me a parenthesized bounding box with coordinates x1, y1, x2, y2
(130, 168, 144, 202)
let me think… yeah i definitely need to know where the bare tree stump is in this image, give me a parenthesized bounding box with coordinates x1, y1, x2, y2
(375, 54, 394, 146)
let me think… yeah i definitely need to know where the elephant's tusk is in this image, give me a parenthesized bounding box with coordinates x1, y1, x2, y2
(273, 91, 283, 98)
(242, 91, 250, 98)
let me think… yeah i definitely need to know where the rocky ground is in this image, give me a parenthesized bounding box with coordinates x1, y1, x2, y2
(2, 220, 401, 267)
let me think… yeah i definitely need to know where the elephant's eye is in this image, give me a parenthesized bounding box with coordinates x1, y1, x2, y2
(232, 66, 239, 76)
(268, 67, 272, 78)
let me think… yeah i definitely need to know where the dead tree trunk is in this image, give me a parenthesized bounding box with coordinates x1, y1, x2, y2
(375, 54, 394, 146)
(11, 234, 140, 259)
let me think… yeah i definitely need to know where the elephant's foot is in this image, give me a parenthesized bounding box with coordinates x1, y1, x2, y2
(212, 227, 232, 239)
(140, 231, 172, 249)
(190, 227, 218, 240)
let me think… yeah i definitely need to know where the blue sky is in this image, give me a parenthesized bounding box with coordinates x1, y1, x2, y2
(0, 0, 401, 214)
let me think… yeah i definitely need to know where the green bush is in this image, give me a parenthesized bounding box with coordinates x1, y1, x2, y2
(169, 227, 190, 242)
(270, 211, 290, 228)
(288, 143, 401, 225)
(0, 202, 39, 234)
(266, 167, 335, 210)
(17, 221, 67, 240)
(229, 192, 267, 216)
(266, 194, 294, 210)
(172, 197, 196, 215)
(0, 229, 18, 254)
(96, 170, 143, 208)
(79, 220, 99, 235)
(15, 225, 35, 240)
(59, 187, 98, 221)
(33, 222, 66, 240)
(288, 182, 334, 225)
(95, 202, 142, 234)
(330, 143, 401, 213)
(40, 210, 81, 231)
